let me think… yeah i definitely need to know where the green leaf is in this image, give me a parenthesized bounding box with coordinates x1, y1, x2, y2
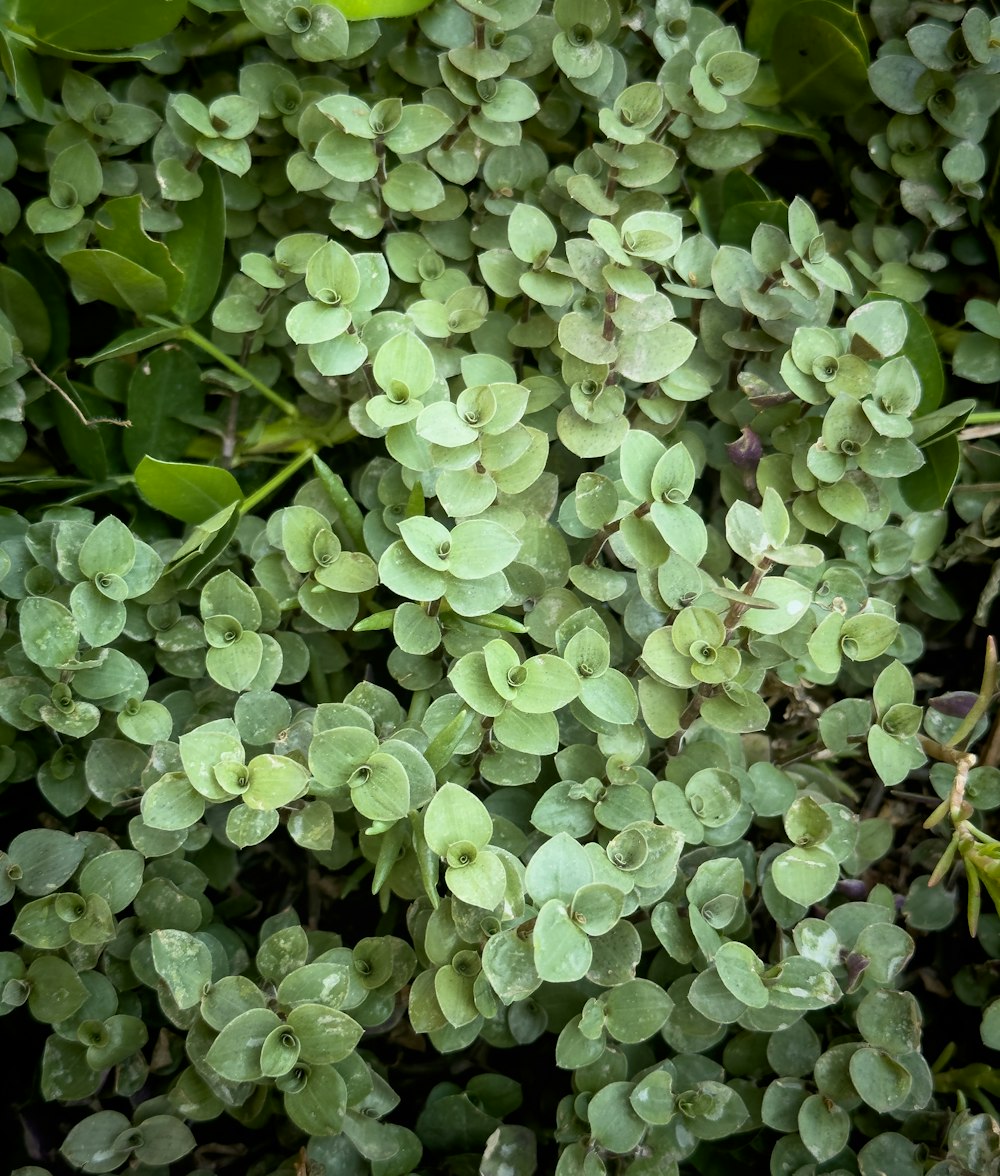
(350, 752, 410, 824)
(135, 457, 243, 524)
(373, 331, 436, 399)
(446, 848, 507, 909)
(587, 1081, 647, 1153)
(0, 263, 50, 360)
(508, 203, 557, 265)
(532, 899, 592, 983)
(525, 832, 593, 905)
(714, 941, 769, 1008)
(18, 597, 79, 668)
(140, 772, 206, 831)
(629, 1069, 675, 1125)
(131, 1116, 196, 1166)
(840, 612, 899, 662)
(849, 1046, 913, 1113)
(856, 989, 922, 1054)
(0, 26, 45, 118)
(287, 1003, 363, 1064)
(205, 1007, 281, 1081)
(13, 0, 187, 51)
(616, 321, 696, 383)
(163, 163, 225, 323)
(493, 707, 559, 755)
(798, 1092, 851, 1162)
(982, 998, 1000, 1050)
(424, 782, 493, 856)
(7, 829, 83, 895)
(151, 929, 213, 1009)
(61, 249, 171, 316)
(900, 436, 960, 512)
(772, 1, 870, 116)
(78, 849, 144, 913)
(123, 346, 203, 469)
(60, 1110, 132, 1174)
(13, 895, 70, 949)
(678, 1081, 749, 1140)
(771, 845, 840, 905)
(448, 521, 521, 580)
(765, 956, 840, 1011)
(603, 978, 672, 1042)
(284, 1063, 348, 1137)
(569, 883, 625, 937)
(243, 753, 310, 811)
(26, 955, 89, 1023)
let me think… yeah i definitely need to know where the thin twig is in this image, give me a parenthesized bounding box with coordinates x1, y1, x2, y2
(28, 358, 131, 428)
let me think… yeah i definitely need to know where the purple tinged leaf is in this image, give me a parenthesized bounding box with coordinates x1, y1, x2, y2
(928, 691, 978, 718)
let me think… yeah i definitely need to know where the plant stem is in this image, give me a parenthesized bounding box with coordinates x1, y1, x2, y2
(178, 325, 299, 418)
(239, 448, 315, 516)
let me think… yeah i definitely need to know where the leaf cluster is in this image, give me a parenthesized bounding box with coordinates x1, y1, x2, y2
(0, 0, 999, 1175)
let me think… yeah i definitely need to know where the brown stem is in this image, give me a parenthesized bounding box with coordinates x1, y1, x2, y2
(603, 289, 618, 341)
(650, 110, 678, 142)
(28, 359, 130, 428)
(722, 557, 773, 638)
(585, 500, 650, 566)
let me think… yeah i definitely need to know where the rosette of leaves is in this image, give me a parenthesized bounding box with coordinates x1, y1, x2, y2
(285, 239, 390, 377)
(866, 660, 927, 787)
(56, 515, 163, 649)
(520, 833, 630, 984)
(378, 515, 521, 618)
(140, 717, 310, 848)
(312, 91, 453, 199)
(449, 637, 579, 755)
(642, 605, 741, 691)
(556, 219, 697, 445)
(307, 702, 435, 828)
(165, 93, 260, 179)
(264, 504, 378, 631)
(240, 0, 352, 63)
(24, 135, 106, 237)
(59, 1110, 195, 1173)
(640, 600, 773, 736)
(805, 602, 900, 683)
(662, 18, 760, 121)
(612, 430, 707, 581)
(414, 368, 548, 518)
(199, 570, 279, 693)
(196, 921, 410, 1139)
(768, 794, 858, 909)
(420, 783, 514, 912)
(8, 830, 118, 954)
(553, 608, 639, 729)
(365, 330, 439, 430)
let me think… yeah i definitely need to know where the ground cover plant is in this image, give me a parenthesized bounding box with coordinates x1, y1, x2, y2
(1, 0, 1000, 1172)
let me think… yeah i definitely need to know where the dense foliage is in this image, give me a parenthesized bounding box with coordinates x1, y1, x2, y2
(1, 0, 1000, 1173)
